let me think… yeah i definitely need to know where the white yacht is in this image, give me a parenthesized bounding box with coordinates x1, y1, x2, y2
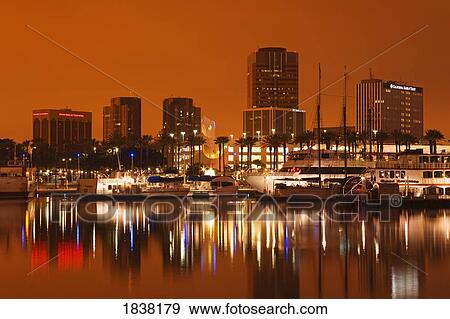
(373, 150, 450, 197)
(78, 171, 136, 194)
(245, 150, 372, 194)
(0, 160, 35, 198)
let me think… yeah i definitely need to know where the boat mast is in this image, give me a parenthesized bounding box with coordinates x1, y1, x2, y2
(343, 66, 348, 179)
(317, 64, 322, 188)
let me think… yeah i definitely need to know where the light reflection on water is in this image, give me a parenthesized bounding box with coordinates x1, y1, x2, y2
(0, 197, 450, 298)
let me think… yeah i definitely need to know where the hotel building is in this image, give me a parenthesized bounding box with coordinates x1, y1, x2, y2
(243, 47, 305, 137)
(32, 108, 92, 149)
(103, 97, 141, 141)
(162, 97, 201, 137)
(356, 79, 423, 138)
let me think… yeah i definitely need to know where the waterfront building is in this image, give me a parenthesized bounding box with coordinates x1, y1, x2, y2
(243, 47, 305, 137)
(355, 79, 423, 138)
(243, 107, 306, 138)
(103, 97, 141, 141)
(32, 108, 92, 149)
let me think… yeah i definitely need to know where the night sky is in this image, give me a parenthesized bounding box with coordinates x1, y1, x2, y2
(1, 0, 449, 141)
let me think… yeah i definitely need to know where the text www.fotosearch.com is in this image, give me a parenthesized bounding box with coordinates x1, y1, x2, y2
(189, 303, 327, 315)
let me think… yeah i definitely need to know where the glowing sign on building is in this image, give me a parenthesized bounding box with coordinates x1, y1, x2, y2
(58, 113, 85, 118)
(33, 112, 49, 116)
(389, 83, 417, 92)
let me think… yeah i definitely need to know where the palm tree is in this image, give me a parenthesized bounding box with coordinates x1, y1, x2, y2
(141, 135, 153, 168)
(392, 130, 402, 155)
(187, 135, 196, 166)
(321, 131, 334, 151)
(263, 134, 281, 170)
(278, 134, 290, 163)
(235, 137, 246, 170)
(294, 133, 309, 150)
(155, 132, 173, 168)
(0, 139, 16, 165)
(332, 132, 341, 153)
(357, 131, 368, 159)
(401, 133, 417, 151)
(424, 129, 444, 154)
(375, 131, 390, 159)
(347, 131, 358, 159)
(214, 136, 230, 173)
(244, 136, 258, 169)
(193, 134, 206, 165)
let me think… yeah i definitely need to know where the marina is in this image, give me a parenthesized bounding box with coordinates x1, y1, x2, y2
(1, 196, 450, 298)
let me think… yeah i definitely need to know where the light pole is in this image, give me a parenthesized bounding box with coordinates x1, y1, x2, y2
(169, 133, 175, 167)
(114, 147, 120, 170)
(181, 131, 186, 183)
(76, 153, 81, 179)
(130, 153, 134, 171)
(193, 129, 198, 165)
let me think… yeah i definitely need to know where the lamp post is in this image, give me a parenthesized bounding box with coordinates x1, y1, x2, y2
(169, 133, 175, 167)
(130, 152, 134, 171)
(271, 128, 276, 135)
(193, 129, 198, 165)
(76, 153, 81, 179)
(181, 131, 186, 183)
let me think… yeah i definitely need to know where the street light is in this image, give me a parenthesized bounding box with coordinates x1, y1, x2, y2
(76, 153, 81, 179)
(130, 152, 135, 171)
(169, 133, 175, 166)
(193, 129, 197, 135)
(271, 128, 276, 135)
(180, 132, 186, 184)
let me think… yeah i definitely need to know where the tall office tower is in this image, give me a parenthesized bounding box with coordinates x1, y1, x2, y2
(103, 97, 141, 141)
(162, 97, 201, 137)
(355, 79, 423, 138)
(244, 47, 305, 137)
(32, 108, 92, 150)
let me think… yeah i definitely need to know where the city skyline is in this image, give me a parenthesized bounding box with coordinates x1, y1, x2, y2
(1, 1, 449, 142)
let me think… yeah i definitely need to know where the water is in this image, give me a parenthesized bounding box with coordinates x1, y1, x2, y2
(1, 197, 450, 298)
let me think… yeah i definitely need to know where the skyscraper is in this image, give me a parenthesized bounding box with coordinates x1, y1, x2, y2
(355, 79, 423, 138)
(247, 47, 299, 109)
(162, 97, 201, 136)
(244, 47, 305, 137)
(103, 97, 141, 141)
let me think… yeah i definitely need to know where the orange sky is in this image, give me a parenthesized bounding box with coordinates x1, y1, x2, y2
(1, 0, 449, 141)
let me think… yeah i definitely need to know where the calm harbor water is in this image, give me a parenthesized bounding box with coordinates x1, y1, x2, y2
(1, 197, 450, 298)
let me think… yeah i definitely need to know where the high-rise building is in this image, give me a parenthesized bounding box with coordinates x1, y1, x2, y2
(32, 108, 92, 149)
(162, 97, 201, 136)
(355, 79, 423, 138)
(103, 97, 141, 141)
(244, 47, 305, 137)
(247, 47, 299, 109)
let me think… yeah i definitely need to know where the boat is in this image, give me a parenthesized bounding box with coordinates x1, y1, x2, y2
(189, 176, 239, 198)
(245, 150, 372, 194)
(78, 171, 137, 194)
(373, 149, 450, 198)
(0, 160, 35, 199)
(143, 175, 190, 196)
